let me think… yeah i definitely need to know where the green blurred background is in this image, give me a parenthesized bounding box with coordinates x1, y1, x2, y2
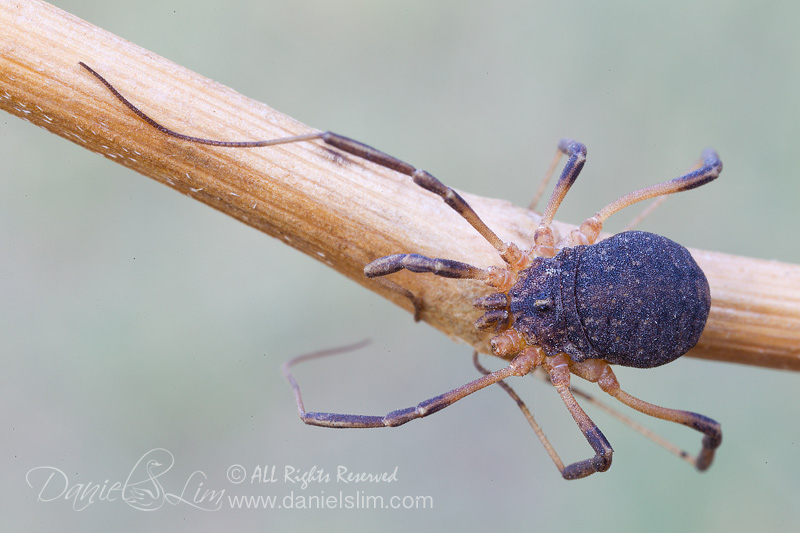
(3, 1, 799, 531)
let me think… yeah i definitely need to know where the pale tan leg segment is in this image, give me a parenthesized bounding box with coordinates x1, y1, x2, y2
(620, 195, 669, 232)
(557, 149, 723, 249)
(535, 370, 697, 464)
(568, 358, 722, 471)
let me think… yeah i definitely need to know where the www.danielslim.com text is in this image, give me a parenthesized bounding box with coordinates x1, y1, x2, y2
(228, 490, 433, 510)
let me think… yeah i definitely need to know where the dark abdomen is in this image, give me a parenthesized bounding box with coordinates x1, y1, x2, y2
(560, 231, 710, 368)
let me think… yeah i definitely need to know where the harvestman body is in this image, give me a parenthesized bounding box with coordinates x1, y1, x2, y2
(80, 62, 723, 480)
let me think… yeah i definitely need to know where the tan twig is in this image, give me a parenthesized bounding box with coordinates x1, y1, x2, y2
(1, 0, 798, 369)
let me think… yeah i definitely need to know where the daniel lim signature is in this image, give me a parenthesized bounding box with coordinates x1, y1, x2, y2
(25, 448, 224, 511)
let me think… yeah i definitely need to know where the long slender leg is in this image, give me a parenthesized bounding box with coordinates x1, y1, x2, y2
(559, 149, 723, 247)
(79, 62, 326, 148)
(528, 145, 565, 211)
(543, 354, 614, 479)
(620, 152, 719, 232)
(531, 140, 588, 258)
(530, 369, 707, 467)
(568, 358, 722, 471)
(620, 195, 668, 232)
(483, 351, 709, 476)
(539, 139, 588, 227)
(613, 389, 721, 471)
(282, 344, 542, 429)
(80, 62, 522, 265)
(472, 352, 567, 474)
(596, 149, 722, 223)
(320, 134, 525, 265)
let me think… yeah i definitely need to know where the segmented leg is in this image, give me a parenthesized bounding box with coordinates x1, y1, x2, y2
(479, 351, 718, 475)
(282, 342, 543, 429)
(364, 252, 515, 294)
(538, 370, 702, 465)
(544, 354, 614, 479)
(472, 352, 568, 474)
(81, 63, 518, 261)
(79, 62, 326, 149)
(620, 195, 668, 232)
(528, 146, 565, 211)
(79, 61, 523, 304)
(568, 358, 722, 471)
(319, 133, 523, 266)
(530, 139, 588, 258)
(364, 254, 489, 280)
(539, 139, 588, 227)
(558, 149, 723, 248)
(621, 152, 719, 231)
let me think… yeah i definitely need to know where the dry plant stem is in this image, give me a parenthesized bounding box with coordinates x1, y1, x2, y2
(2, 1, 799, 370)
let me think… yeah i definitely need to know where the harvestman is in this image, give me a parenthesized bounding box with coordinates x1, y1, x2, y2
(80, 62, 723, 479)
